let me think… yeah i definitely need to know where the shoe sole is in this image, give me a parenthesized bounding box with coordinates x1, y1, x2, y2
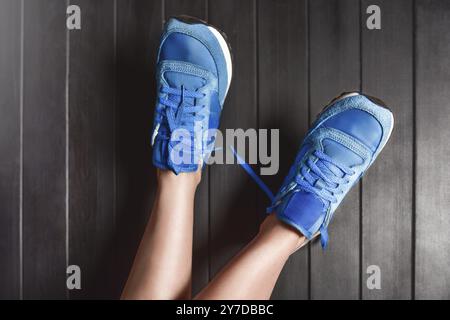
(169, 15, 234, 96)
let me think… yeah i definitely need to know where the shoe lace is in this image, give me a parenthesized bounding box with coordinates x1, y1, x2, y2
(231, 147, 355, 248)
(151, 85, 206, 146)
(293, 150, 354, 247)
(295, 150, 354, 205)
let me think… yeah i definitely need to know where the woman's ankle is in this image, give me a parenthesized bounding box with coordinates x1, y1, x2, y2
(258, 214, 306, 255)
(157, 167, 202, 188)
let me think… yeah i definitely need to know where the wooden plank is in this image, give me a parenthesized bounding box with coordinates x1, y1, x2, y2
(113, 0, 163, 298)
(68, 0, 115, 299)
(416, 0, 450, 299)
(164, 0, 209, 296)
(0, 0, 21, 299)
(361, 0, 413, 299)
(165, 0, 207, 20)
(258, 0, 309, 300)
(309, 0, 360, 300)
(208, 0, 259, 280)
(22, 0, 67, 299)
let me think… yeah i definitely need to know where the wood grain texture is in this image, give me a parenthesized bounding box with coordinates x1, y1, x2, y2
(68, 0, 115, 299)
(0, 0, 449, 300)
(258, 0, 309, 300)
(22, 0, 67, 299)
(165, 0, 207, 20)
(415, 0, 450, 299)
(208, 0, 259, 279)
(113, 0, 163, 298)
(309, 0, 361, 300)
(0, 0, 21, 299)
(361, 0, 413, 299)
(164, 0, 209, 296)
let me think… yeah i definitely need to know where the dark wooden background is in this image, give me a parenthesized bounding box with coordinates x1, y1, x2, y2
(1, 0, 449, 300)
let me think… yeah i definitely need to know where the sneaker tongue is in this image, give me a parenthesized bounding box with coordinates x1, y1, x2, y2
(282, 190, 325, 234)
(322, 138, 363, 167)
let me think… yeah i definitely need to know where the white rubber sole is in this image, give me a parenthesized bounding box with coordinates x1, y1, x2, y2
(374, 108, 394, 161)
(208, 26, 233, 96)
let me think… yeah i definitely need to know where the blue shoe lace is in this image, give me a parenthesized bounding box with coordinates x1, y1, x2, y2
(152, 85, 206, 161)
(292, 150, 354, 247)
(231, 147, 355, 248)
(295, 150, 355, 205)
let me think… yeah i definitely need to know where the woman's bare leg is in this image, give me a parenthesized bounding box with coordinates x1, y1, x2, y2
(195, 214, 306, 300)
(121, 169, 201, 300)
(121, 167, 305, 300)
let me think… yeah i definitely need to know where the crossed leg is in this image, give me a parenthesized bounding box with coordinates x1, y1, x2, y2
(121, 169, 305, 300)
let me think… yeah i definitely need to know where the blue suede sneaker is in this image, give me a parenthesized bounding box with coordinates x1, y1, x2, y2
(151, 16, 232, 174)
(268, 93, 394, 248)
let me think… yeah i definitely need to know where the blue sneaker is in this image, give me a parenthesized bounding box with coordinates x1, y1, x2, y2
(151, 16, 232, 174)
(268, 93, 394, 248)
